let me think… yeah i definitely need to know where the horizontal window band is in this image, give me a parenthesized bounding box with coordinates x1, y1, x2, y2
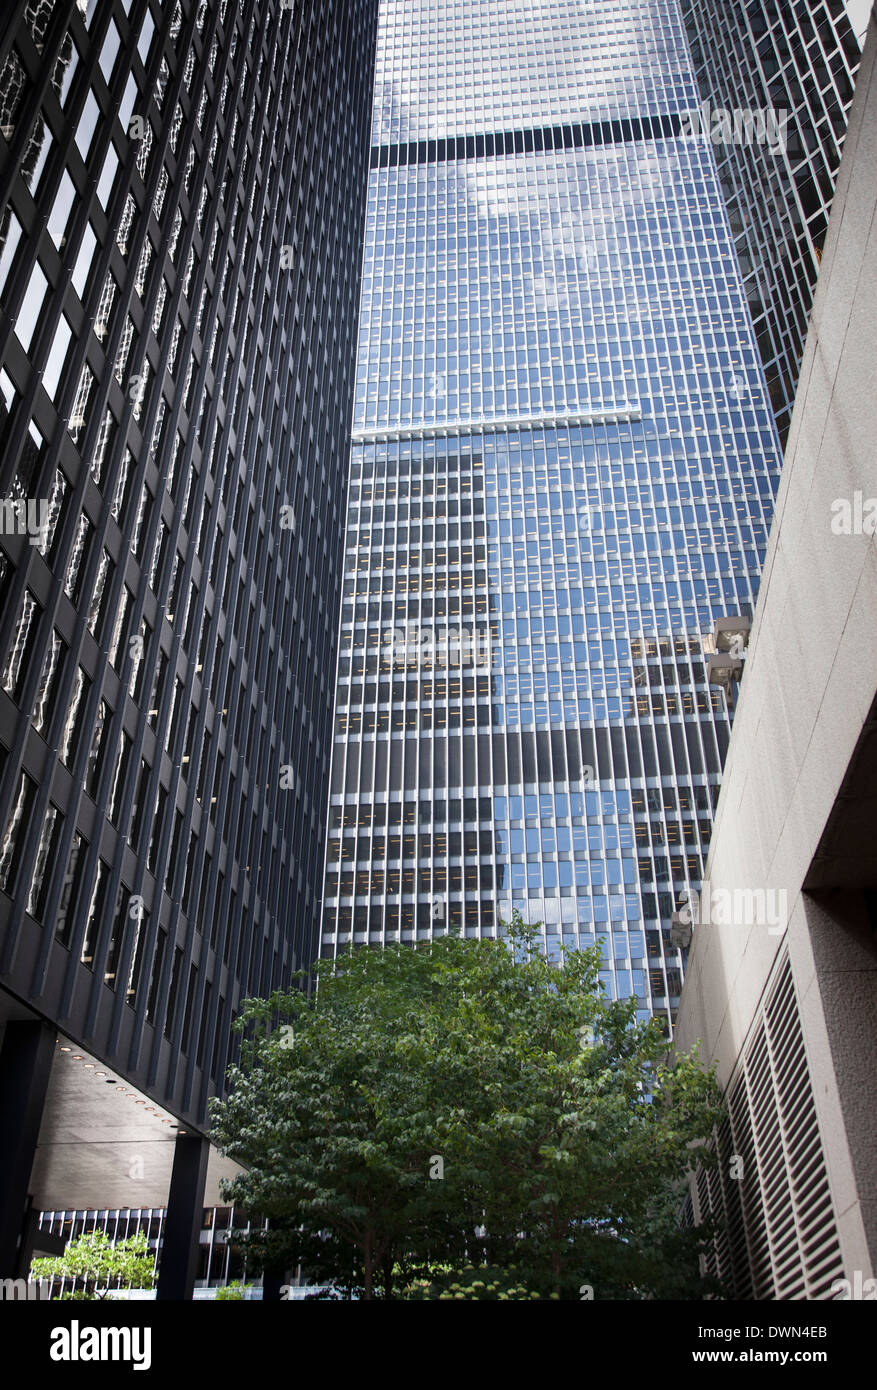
(370, 112, 683, 168)
(351, 407, 642, 445)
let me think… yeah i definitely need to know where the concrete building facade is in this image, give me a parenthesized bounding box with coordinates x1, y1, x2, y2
(676, 12, 877, 1298)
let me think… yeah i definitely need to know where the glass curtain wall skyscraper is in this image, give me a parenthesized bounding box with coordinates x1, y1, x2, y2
(321, 0, 784, 1037)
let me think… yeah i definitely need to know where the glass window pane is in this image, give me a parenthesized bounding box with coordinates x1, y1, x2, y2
(43, 314, 73, 399)
(74, 90, 100, 158)
(71, 223, 97, 298)
(99, 20, 120, 82)
(15, 261, 49, 351)
(48, 171, 76, 249)
(96, 144, 119, 208)
(0, 210, 23, 295)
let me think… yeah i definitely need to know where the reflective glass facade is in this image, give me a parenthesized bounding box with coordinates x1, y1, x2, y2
(322, 0, 784, 1035)
(682, 0, 862, 445)
(0, 0, 377, 1127)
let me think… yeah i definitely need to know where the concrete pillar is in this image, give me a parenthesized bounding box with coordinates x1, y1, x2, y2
(156, 1132, 209, 1300)
(262, 1268, 286, 1301)
(0, 1020, 56, 1275)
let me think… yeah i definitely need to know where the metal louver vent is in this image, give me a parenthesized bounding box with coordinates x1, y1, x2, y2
(690, 952, 843, 1299)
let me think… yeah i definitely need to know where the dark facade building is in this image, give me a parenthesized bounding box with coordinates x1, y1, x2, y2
(681, 0, 864, 445)
(0, 0, 377, 1289)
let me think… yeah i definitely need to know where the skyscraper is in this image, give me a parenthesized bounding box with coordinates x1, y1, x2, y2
(321, 0, 783, 1038)
(682, 0, 864, 444)
(0, 0, 377, 1288)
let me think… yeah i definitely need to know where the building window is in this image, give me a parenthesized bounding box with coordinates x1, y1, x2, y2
(0, 771, 38, 895)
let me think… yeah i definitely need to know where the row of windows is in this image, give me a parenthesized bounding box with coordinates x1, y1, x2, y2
(342, 546, 766, 590)
(325, 852, 704, 898)
(323, 784, 714, 830)
(334, 691, 724, 734)
(321, 894, 686, 941)
(0, 0, 378, 1119)
(328, 786, 640, 826)
(329, 823, 697, 860)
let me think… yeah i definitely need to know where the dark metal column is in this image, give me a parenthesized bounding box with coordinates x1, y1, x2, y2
(156, 1132, 210, 1300)
(0, 1020, 56, 1275)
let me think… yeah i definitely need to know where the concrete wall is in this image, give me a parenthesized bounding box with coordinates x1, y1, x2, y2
(676, 14, 877, 1283)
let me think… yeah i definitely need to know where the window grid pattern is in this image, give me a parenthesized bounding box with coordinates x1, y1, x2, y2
(0, 0, 378, 1127)
(682, 0, 862, 445)
(321, 0, 784, 1036)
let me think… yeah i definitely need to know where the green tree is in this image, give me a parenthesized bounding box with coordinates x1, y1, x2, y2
(210, 916, 723, 1299)
(31, 1230, 155, 1300)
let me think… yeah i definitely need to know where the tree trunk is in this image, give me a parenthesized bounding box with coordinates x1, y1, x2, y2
(363, 1231, 374, 1300)
(551, 1212, 562, 1299)
(381, 1250, 394, 1300)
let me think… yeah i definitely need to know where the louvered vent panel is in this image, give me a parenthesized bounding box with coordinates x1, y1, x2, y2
(689, 952, 844, 1298)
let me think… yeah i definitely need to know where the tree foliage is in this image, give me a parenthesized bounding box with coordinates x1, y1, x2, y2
(214, 1280, 251, 1300)
(209, 915, 723, 1299)
(30, 1230, 155, 1300)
